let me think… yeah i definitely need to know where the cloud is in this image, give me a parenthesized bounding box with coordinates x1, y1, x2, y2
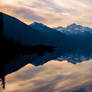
(0, 2, 45, 24)
(12, 8, 45, 22)
(0, 0, 92, 27)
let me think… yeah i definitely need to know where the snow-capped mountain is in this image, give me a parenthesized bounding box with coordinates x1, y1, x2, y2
(55, 24, 92, 35)
(54, 23, 92, 54)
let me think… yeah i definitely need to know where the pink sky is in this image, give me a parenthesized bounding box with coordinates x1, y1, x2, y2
(0, 0, 92, 27)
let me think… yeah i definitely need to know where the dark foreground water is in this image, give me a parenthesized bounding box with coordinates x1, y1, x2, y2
(1, 60, 92, 92)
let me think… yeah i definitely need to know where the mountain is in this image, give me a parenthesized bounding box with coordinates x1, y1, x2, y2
(30, 22, 73, 47)
(65, 24, 92, 34)
(30, 22, 49, 31)
(2, 13, 73, 47)
(53, 26, 65, 31)
(2, 13, 50, 46)
(55, 23, 92, 53)
(55, 23, 92, 35)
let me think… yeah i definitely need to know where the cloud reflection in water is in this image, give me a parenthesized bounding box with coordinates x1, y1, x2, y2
(1, 60, 92, 92)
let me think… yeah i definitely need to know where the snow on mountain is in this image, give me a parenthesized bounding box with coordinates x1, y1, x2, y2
(55, 23, 92, 35)
(65, 24, 92, 34)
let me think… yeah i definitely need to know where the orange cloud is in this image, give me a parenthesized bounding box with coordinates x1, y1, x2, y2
(0, 0, 92, 27)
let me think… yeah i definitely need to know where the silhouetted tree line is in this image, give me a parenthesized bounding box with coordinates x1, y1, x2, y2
(0, 12, 54, 89)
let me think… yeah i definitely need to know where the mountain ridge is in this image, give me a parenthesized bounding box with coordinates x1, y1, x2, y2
(54, 23, 92, 34)
(1, 12, 50, 46)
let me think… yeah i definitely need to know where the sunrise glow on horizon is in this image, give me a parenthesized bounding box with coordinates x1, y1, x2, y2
(0, 0, 92, 27)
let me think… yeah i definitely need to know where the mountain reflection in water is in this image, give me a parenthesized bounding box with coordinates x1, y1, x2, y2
(1, 60, 92, 92)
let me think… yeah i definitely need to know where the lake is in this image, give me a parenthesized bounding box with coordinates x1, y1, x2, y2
(1, 60, 92, 92)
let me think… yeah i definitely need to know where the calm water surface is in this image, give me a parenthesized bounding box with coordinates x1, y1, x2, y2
(1, 60, 92, 92)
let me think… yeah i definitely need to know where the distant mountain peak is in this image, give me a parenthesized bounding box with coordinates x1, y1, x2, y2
(54, 23, 92, 34)
(31, 22, 42, 25)
(30, 22, 47, 28)
(69, 23, 78, 26)
(53, 26, 64, 31)
(30, 22, 54, 32)
(67, 23, 82, 28)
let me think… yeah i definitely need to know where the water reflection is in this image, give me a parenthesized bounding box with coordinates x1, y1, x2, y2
(1, 60, 92, 92)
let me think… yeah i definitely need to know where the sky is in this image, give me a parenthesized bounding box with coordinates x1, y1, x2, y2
(0, 0, 92, 27)
(1, 60, 92, 92)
